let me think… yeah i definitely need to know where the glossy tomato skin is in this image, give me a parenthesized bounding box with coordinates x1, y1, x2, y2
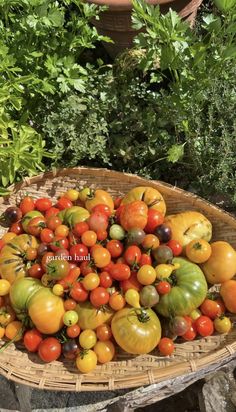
(23, 328, 43, 352)
(124, 246, 141, 266)
(35, 198, 52, 212)
(120, 272, 142, 292)
(195, 316, 214, 337)
(220, 280, 236, 313)
(156, 257, 207, 317)
(121, 186, 166, 216)
(90, 287, 110, 308)
(76, 301, 114, 330)
(45, 207, 60, 218)
(200, 298, 223, 319)
(110, 263, 131, 281)
(85, 190, 114, 213)
(186, 239, 211, 264)
(56, 197, 73, 210)
(20, 196, 35, 215)
(106, 240, 123, 258)
(99, 271, 113, 288)
(202, 241, 236, 284)
(139, 253, 152, 266)
(111, 307, 161, 354)
(38, 337, 61, 362)
(92, 204, 112, 217)
(120, 201, 148, 231)
(166, 240, 183, 256)
(50, 236, 69, 252)
(145, 209, 164, 233)
(70, 282, 88, 302)
(158, 338, 174, 356)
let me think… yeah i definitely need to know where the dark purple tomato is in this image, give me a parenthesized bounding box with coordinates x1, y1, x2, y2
(62, 339, 79, 359)
(3, 207, 22, 225)
(154, 225, 172, 243)
(127, 228, 146, 245)
(37, 243, 49, 258)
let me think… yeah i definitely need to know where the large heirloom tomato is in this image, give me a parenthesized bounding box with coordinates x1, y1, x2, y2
(76, 301, 114, 330)
(85, 189, 114, 212)
(111, 307, 161, 354)
(60, 206, 90, 228)
(120, 201, 148, 231)
(220, 280, 236, 313)
(121, 186, 166, 216)
(202, 241, 236, 284)
(0, 234, 38, 283)
(10, 277, 65, 334)
(155, 257, 207, 317)
(164, 211, 212, 248)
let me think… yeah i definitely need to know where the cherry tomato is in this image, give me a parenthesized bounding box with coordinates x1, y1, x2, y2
(19, 196, 35, 215)
(40, 228, 54, 244)
(76, 349, 97, 373)
(94, 340, 115, 364)
(70, 282, 89, 302)
(0, 280, 11, 296)
(68, 230, 79, 246)
(124, 246, 142, 266)
(139, 253, 152, 266)
(37, 243, 49, 258)
(0, 326, 5, 339)
(90, 287, 110, 308)
(158, 338, 174, 356)
(103, 261, 115, 274)
(156, 281, 171, 295)
(110, 263, 131, 281)
(67, 324, 81, 338)
(200, 298, 223, 319)
(52, 284, 64, 296)
(87, 212, 108, 232)
(64, 299, 77, 311)
(182, 324, 197, 341)
(99, 271, 113, 288)
(92, 247, 111, 268)
(35, 198, 52, 212)
(46, 259, 69, 279)
(73, 222, 89, 237)
(137, 265, 156, 285)
(81, 230, 97, 247)
(195, 315, 214, 337)
(41, 252, 54, 271)
(120, 272, 142, 292)
(46, 216, 62, 231)
(96, 230, 108, 241)
(185, 239, 212, 264)
(26, 247, 37, 261)
(56, 197, 73, 210)
(27, 216, 46, 236)
(64, 189, 79, 202)
(106, 240, 123, 258)
(142, 234, 160, 250)
(5, 321, 23, 341)
(96, 324, 112, 341)
(38, 337, 61, 362)
(69, 243, 88, 261)
(114, 197, 123, 209)
(214, 316, 232, 334)
(92, 204, 112, 217)
(23, 328, 43, 352)
(45, 207, 60, 218)
(79, 329, 97, 349)
(55, 248, 70, 260)
(109, 292, 126, 311)
(166, 240, 183, 256)
(10, 221, 23, 235)
(80, 261, 94, 276)
(145, 209, 164, 233)
(51, 236, 69, 252)
(28, 263, 44, 279)
(82, 273, 100, 291)
(63, 310, 79, 326)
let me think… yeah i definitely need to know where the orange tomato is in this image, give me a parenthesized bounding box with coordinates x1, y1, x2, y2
(141, 234, 160, 250)
(94, 340, 115, 364)
(81, 230, 97, 247)
(120, 201, 148, 231)
(220, 280, 236, 313)
(92, 247, 111, 268)
(109, 292, 126, 311)
(5, 321, 23, 341)
(85, 190, 114, 212)
(202, 241, 236, 284)
(185, 239, 211, 264)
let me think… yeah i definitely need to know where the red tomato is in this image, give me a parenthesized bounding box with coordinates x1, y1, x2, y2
(80, 261, 94, 276)
(28, 263, 44, 279)
(195, 316, 214, 337)
(46, 215, 62, 230)
(41, 252, 54, 271)
(139, 253, 152, 266)
(156, 281, 171, 295)
(158, 338, 174, 356)
(96, 230, 108, 241)
(106, 240, 124, 258)
(50, 236, 69, 252)
(56, 197, 73, 210)
(87, 212, 108, 232)
(99, 271, 113, 288)
(200, 298, 223, 319)
(92, 204, 112, 217)
(10, 221, 23, 235)
(124, 246, 142, 266)
(27, 216, 46, 236)
(73, 222, 89, 237)
(166, 240, 183, 256)
(120, 271, 142, 292)
(110, 263, 131, 281)
(90, 287, 110, 308)
(64, 299, 77, 310)
(23, 328, 43, 352)
(0, 240, 5, 251)
(182, 324, 197, 341)
(145, 209, 164, 233)
(66, 324, 81, 339)
(115, 205, 125, 223)
(19, 196, 35, 215)
(35, 198, 52, 212)
(38, 337, 61, 362)
(96, 324, 112, 341)
(70, 244, 89, 261)
(70, 282, 89, 302)
(103, 261, 115, 274)
(45, 207, 60, 218)
(40, 228, 54, 244)
(114, 197, 123, 209)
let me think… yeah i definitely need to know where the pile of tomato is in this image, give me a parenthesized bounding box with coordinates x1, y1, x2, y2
(0, 186, 235, 373)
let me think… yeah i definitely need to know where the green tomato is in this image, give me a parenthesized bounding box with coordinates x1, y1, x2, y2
(213, 0, 236, 11)
(109, 224, 125, 240)
(63, 310, 79, 326)
(21, 211, 43, 233)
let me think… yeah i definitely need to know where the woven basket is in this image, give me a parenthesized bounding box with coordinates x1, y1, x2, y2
(0, 167, 236, 392)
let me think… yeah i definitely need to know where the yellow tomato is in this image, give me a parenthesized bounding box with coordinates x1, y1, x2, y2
(137, 265, 156, 285)
(202, 241, 236, 284)
(5, 321, 23, 341)
(52, 284, 64, 296)
(214, 316, 232, 334)
(76, 349, 97, 373)
(155, 263, 180, 279)
(125, 289, 140, 308)
(94, 340, 115, 364)
(79, 329, 97, 349)
(0, 326, 5, 339)
(82, 273, 100, 291)
(64, 189, 79, 202)
(1, 232, 17, 243)
(186, 239, 212, 264)
(0, 279, 11, 296)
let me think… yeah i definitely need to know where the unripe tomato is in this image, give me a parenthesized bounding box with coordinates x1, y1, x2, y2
(63, 310, 79, 326)
(214, 316, 232, 334)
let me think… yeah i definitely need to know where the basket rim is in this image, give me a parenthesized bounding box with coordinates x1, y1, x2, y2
(0, 166, 236, 392)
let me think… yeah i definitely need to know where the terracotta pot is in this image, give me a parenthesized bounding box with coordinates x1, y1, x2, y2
(87, 0, 203, 58)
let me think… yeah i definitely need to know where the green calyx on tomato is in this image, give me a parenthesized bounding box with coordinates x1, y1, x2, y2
(155, 257, 208, 317)
(21, 211, 43, 233)
(46, 259, 69, 280)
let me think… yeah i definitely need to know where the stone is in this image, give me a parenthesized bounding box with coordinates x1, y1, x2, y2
(200, 371, 236, 412)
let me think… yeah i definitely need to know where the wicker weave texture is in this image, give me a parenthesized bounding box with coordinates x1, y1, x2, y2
(0, 167, 236, 391)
